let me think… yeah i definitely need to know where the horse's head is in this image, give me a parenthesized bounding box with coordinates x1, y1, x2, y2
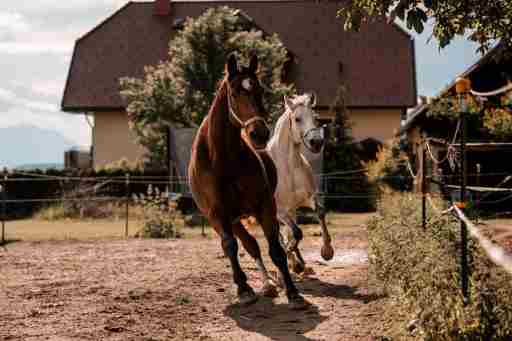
(285, 93, 324, 153)
(225, 54, 270, 150)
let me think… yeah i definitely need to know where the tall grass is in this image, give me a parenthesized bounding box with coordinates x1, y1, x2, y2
(369, 192, 512, 340)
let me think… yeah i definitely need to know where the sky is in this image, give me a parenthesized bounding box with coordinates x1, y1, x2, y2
(0, 0, 484, 150)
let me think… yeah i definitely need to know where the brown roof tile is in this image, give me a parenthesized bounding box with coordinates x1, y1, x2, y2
(62, 0, 417, 111)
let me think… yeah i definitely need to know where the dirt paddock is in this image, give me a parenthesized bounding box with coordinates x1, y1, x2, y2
(0, 214, 381, 341)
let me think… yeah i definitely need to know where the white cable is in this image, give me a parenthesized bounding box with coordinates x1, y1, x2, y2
(470, 83, 512, 97)
(452, 205, 512, 275)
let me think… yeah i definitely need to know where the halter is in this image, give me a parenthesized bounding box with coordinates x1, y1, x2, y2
(288, 108, 324, 153)
(226, 83, 271, 134)
(225, 81, 272, 193)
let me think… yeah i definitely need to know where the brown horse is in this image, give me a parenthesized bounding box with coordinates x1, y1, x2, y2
(188, 54, 305, 308)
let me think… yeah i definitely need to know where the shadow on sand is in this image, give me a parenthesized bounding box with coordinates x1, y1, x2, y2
(224, 296, 325, 341)
(224, 277, 383, 341)
(297, 276, 383, 303)
(0, 239, 21, 248)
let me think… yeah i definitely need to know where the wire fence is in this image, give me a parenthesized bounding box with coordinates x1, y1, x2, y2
(1, 168, 511, 245)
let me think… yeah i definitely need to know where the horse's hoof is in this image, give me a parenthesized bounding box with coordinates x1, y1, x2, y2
(288, 294, 307, 310)
(239, 291, 258, 306)
(261, 283, 279, 298)
(321, 244, 334, 261)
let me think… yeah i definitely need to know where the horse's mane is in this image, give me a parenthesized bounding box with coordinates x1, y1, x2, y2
(207, 74, 239, 171)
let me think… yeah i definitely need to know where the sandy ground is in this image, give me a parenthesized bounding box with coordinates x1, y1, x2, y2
(0, 214, 380, 341)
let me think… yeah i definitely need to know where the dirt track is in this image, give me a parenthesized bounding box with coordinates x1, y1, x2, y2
(0, 217, 380, 341)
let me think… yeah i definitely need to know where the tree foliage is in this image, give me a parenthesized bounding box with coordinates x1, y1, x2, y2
(338, 0, 512, 54)
(120, 6, 293, 165)
(427, 90, 512, 140)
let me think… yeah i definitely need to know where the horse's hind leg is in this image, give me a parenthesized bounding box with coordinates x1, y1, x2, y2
(278, 213, 306, 274)
(258, 207, 305, 309)
(212, 219, 257, 305)
(314, 197, 334, 261)
(233, 222, 278, 297)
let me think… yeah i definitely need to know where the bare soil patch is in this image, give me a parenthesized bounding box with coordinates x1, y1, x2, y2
(0, 213, 381, 340)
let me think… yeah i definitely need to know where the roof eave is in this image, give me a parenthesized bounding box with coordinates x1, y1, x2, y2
(62, 105, 126, 113)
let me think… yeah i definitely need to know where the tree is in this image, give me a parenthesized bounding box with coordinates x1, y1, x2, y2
(322, 85, 376, 211)
(338, 0, 512, 55)
(120, 6, 293, 166)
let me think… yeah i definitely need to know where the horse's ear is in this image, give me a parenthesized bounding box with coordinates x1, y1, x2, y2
(227, 54, 238, 79)
(248, 54, 258, 74)
(309, 92, 317, 107)
(284, 95, 295, 110)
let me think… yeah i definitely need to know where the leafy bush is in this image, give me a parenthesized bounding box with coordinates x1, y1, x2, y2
(133, 185, 180, 238)
(120, 6, 294, 166)
(369, 192, 512, 340)
(365, 138, 413, 193)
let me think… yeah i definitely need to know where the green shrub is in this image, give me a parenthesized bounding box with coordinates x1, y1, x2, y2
(369, 192, 512, 340)
(366, 138, 413, 193)
(133, 185, 180, 239)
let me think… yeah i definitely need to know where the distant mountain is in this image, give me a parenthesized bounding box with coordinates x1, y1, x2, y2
(0, 124, 77, 168)
(15, 163, 64, 171)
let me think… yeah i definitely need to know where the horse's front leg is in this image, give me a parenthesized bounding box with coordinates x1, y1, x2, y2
(314, 197, 334, 261)
(233, 222, 278, 297)
(212, 217, 257, 305)
(259, 208, 305, 309)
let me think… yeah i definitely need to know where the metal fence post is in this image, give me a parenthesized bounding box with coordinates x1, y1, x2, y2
(422, 138, 427, 230)
(456, 77, 470, 304)
(125, 173, 130, 238)
(1, 174, 6, 244)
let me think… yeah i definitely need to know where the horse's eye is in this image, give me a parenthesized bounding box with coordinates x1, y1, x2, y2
(295, 117, 301, 123)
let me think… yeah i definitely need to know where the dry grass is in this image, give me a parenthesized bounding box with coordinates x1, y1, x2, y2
(2, 213, 373, 242)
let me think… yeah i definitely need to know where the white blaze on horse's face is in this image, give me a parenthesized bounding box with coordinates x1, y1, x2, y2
(242, 78, 253, 91)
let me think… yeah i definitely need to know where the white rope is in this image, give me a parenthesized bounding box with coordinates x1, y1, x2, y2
(451, 119, 461, 145)
(470, 83, 512, 97)
(405, 159, 417, 179)
(452, 205, 512, 275)
(425, 141, 449, 164)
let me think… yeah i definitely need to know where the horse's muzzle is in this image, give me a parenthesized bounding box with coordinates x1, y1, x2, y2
(248, 122, 270, 149)
(304, 127, 324, 153)
(308, 138, 324, 153)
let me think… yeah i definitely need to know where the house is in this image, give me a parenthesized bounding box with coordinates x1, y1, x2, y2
(61, 0, 417, 168)
(401, 44, 512, 198)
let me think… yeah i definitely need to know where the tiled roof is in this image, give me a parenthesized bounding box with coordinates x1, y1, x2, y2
(62, 0, 417, 111)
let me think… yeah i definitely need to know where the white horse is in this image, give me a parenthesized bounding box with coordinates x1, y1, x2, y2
(266, 93, 334, 274)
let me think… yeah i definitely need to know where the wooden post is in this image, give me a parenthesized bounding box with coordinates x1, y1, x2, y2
(166, 125, 175, 194)
(1, 174, 6, 245)
(456, 77, 470, 304)
(125, 173, 130, 237)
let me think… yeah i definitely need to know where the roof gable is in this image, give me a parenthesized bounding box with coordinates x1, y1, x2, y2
(62, 1, 417, 112)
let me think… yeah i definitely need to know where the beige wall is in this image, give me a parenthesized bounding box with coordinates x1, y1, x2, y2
(93, 108, 402, 167)
(93, 111, 145, 167)
(319, 108, 402, 143)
